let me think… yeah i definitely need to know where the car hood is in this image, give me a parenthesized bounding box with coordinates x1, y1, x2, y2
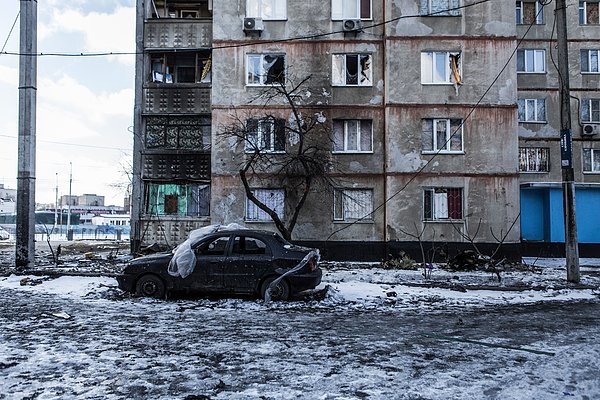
(128, 252, 173, 266)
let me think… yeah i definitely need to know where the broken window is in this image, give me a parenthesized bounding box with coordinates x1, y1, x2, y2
(516, 1, 544, 24)
(149, 0, 213, 18)
(517, 49, 545, 73)
(422, 118, 463, 153)
(331, 0, 371, 20)
(582, 99, 600, 122)
(580, 1, 600, 25)
(518, 98, 546, 123)
(145, 183, 210, 217)
(145, 116, 211, 150)
(333, 189, 373, 221)
(583, 148, 600, 172)
(421, 51, 462, 84)
(519, 147, 549, 172)
(150, 51, 211, 83)
(232, 236, 270, 255)
(246, 0, 287, 19)
(581, 49, 600, 73)
(332, 54, 372, 86)
(246, 189, 285, 221)
(420, 0, 461, 16)
(333, 119, 373, 152)
(245, 117, 286, 153)
(423, 188, 462, 221)
(246, 54, 286, 86)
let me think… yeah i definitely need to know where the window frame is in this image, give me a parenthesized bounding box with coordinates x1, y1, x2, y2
(246, 54, 286, 86)
(423, 187, 463, 221)
(333, 188, 374, 222)
(245, 118, 286, 153)
(583, 148, 600, 173)
(246, 0, 287, 20)
(516, 1, 544, 25)
(581, 49, 600, 74)
(517, 98, 547, 123)
(420, 0, 461, 16)
(519, 147, 550, 173)
(579, 1, 600, 25)
(332, 119, 373, 153)
(517, 49, 546, 73)
(582, 99, 600, 123)
(421, 51, 462, 85)
(422, 118, 464, 154)
(331, 0, 372, 20)
(331, 53, 373, 87)
(245, 188, 285, 222)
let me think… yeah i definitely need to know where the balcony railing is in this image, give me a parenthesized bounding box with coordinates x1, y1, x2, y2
(143, 85, 211, 114)
(142, 151, 211, 181)
(144, 19, 212, 49)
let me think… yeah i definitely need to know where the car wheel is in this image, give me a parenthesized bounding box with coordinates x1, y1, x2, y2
(135, 275, 166, 298)
(261, 276, 290, 301)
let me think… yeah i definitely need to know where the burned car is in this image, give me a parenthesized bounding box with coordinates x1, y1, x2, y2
(117, 229, 321, 301)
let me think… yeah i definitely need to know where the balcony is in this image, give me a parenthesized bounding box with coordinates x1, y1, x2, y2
(145, 19, 212, 49)
(142, 151, 211, 181)
(143, 85, 210, 114)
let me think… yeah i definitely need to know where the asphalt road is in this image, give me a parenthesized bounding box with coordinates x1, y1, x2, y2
(1, 287, 599, 399)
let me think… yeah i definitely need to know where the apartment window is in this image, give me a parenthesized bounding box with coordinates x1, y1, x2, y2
(246, 189, 285, 221)
(516, 1, 544, 24)
(421, 51, 462, 84)
(150, 1, 213, 18)
(582, 99, 600, 122)
(332, 54, 372, 86)
(579, 1, 600, 25)
(246, 0, 287, 20)
(247, 54, 285, 85)
(331, 0, 371, 20)
(517, 49, 546, 73)
(583, 148, 600, 172)
(422, 118, 463, 153)
(245, 118, 286, 153)
(145, 116, 211, 150)
(333, 189, 373, 221)
(423, 188, 463, 221)
(519, 147, 549, 172)
(333, 120, 373, 153)
(581, 49, 600, 73)
(420, 0, 461, 16)
(150, 51, 212, 83)
(145, 183, 210, 216)
(518, 99, 546, 123)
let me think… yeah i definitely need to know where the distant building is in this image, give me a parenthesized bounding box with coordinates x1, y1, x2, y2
(92, 214, 131, 227)
(0, 199, 16, 214)
(78, 194, 105, 206)
(60, 195, 78, 206)
(0, 184, 16, 202)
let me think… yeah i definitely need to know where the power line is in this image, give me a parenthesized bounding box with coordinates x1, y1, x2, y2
(0, 0, 493, 57)
(0, 134, 130, 151)
(327, 0, 552, 240)
(0, 11, 19, 55)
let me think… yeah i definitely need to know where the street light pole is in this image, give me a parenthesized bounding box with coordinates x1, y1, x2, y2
(555, 0, 580, 283)
(66, 162, 72, 239)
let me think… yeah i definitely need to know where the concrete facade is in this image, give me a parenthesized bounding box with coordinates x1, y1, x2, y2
(132, 0, 597, 258)
(517, 0, 600, 245)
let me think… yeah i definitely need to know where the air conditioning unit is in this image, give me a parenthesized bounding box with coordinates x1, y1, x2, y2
(342, 19, 362, 32)
(243, 17, 264, 32)
(582, 124, 600, 136)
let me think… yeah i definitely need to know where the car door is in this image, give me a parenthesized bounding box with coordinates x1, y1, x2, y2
(223, 235, 273, 292)
(189, 234, 232, 291)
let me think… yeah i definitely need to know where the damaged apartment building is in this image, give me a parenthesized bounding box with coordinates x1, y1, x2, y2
(131, 0, 598, 259)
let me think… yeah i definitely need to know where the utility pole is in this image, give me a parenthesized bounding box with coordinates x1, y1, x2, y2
(15, 0, 37, 268)
(54, 173, 58, 233)
(556, 0, 580, 283)
(66, 162, 72, 239)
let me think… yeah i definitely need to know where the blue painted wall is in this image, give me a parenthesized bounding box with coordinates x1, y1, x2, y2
(521, 187, 600, 243)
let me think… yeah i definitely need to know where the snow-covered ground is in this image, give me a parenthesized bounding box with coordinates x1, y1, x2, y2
(1, 259, 599, 399)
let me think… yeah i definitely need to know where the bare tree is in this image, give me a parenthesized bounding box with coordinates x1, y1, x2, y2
(219, 75, 335, 240)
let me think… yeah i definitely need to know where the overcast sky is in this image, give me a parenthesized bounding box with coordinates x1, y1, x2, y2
(0, 0, 135, 207)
